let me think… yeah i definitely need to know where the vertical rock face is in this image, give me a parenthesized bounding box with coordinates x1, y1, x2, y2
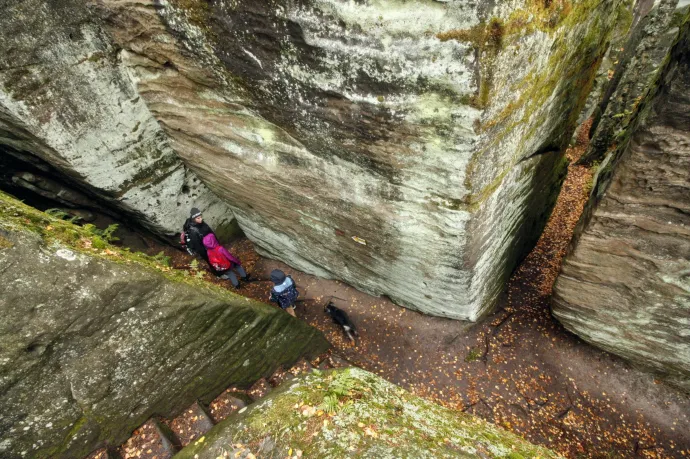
(0, 0, 236, 237)
(1, 0, 627, 319)
(582, 0, 689, 165)
(552, 22, 690, 391)
(0, 193, 329, 458)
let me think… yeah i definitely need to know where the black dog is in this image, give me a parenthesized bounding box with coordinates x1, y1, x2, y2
(324, 302, 358, 344)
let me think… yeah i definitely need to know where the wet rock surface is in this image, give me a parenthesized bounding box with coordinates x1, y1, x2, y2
(0, 193, 329, 459)
(553, 25, 690, 392)
(2, 0, 630, 319)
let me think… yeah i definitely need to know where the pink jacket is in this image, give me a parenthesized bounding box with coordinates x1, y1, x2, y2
(202, 233, 241, 266)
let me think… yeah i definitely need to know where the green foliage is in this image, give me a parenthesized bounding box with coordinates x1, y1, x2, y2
(153, 251, 171, 267)
(190, 259, 199, 270)
(91, 237, 107, 249)
(83, 223, 120, 243)
(320, 394, 339, 415)
(45, 208, 70, 219)
(328, 374, 358, 397)
(317, 373, 359, 415)
(45, 208, 81, 223)
(100, 224, 120, 243)
(465, 347, 482, 362)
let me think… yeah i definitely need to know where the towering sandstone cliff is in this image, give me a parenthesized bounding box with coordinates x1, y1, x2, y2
(553, 3, 690, 391)
(1, 0, 629, 319)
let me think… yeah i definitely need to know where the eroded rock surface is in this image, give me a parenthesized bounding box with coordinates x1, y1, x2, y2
(0, 0, 236, 237)
(2, 0, 629, 319)
(0, 193, 329, 458)
(175, 367, 559, 459)
(553, 25, 690, 391)
(582, 0, 690, 165)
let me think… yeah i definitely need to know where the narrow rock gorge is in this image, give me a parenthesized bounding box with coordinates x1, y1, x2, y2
(553, 2, 690, 391)
(2, 0, 690, 457)
(1, 0, 632, 320)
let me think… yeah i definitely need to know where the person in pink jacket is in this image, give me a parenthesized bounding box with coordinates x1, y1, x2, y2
(202, 233, 248, 288)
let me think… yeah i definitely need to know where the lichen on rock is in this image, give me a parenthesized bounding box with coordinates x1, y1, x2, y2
(175, 367, 560, 459)
(552, 19, 690, 392)
(0, 191, 329, 458)
(2, 0, 630, 320)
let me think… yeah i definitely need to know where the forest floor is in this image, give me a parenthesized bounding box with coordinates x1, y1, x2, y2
(144, 121, 690, 458)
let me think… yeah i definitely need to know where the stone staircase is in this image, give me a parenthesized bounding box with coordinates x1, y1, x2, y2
(86, 353, 352, 459)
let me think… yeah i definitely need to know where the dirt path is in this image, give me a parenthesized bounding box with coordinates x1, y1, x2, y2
(143, 123, 690, 458)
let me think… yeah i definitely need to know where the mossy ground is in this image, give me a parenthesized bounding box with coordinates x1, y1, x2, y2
(176, 368, 559, 459)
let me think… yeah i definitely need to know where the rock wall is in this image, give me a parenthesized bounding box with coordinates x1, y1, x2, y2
(0, 0, 236, 238)
(552, 22, 690, 392)
(0, 192, 329, 458)
(175, 367, 559, 459)
(2, 0, 628, 319)
(582, 0, 690, 165)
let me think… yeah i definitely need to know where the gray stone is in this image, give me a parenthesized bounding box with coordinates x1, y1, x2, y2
(0, 0, 236, 238)
(582, 0, 690, 164)
(553, 24, 690, 392)
(0, 193, 329, 459)
(2, 0, 629, 319)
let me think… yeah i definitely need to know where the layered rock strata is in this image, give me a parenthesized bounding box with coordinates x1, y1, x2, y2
(552, 24, 690, 392)
(0, 192, 329, 458)
(175, 367, 559, 459)
(582, 0, 690, 165)
(0, 0, 236, 238)
(2, 0, 629, 319)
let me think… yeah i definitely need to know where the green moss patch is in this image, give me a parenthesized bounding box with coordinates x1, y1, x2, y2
(0, 234, 13, 250)
(176, 368, 559, 459)
(0, 190, 249, 303)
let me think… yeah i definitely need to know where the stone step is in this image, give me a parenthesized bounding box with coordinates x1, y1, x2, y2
(167, 401, 215, 447)
(317, 358, 334, 370)
(288, 358, 313, 377)
(247, 378, 272, 401)
(208, 390, 248, 424)
(311, 353, 332, 370)
(268, 366, 293, 388)
(118, 418, 179, 459)
(85, 446, 123, 459)
(103, 356, 354, 458)
(328, 354, 352, 369)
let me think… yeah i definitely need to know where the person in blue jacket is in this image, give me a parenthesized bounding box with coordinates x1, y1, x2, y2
(269, 269, 299, 317)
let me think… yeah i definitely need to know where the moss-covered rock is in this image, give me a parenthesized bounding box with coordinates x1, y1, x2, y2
(552, 23, 690, 392)
(176, 367, 559, 459)
(582, 0, 690, 166)
(0, 191, 329, 458)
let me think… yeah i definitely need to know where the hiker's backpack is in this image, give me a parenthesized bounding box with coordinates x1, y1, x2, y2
(207, 246, 232, 271)
(274, 278, 299, 309)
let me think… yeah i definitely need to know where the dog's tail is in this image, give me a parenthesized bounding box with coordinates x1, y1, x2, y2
(343, 325, 357, 344)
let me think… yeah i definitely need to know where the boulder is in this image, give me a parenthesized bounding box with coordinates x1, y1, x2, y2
(0, 0, 236, 238)
(2, 0, 630, 319)
(552, 21, 690, 392)
(0, 191, 329, 458)
(175, 367, 559, 459)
